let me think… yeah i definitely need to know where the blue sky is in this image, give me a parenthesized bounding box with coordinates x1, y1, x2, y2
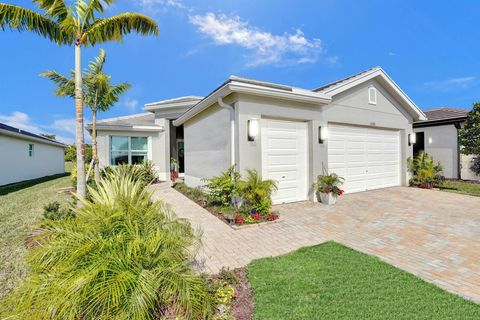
(1, 0, 479, 143)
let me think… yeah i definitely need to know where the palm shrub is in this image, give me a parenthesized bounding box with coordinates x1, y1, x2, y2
(2, 168, 214, 319)
(202, 165, 240, 206)
(102, 161, 158, 188)
(237, 169, 278, 214)
(407, 151, 443, 188)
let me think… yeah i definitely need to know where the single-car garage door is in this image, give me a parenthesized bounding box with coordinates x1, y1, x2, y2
(328, 123, 401, 193)
(261, 119, 308, 204)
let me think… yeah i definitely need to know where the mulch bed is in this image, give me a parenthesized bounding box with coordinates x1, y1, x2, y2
(231, 268, 254, 320)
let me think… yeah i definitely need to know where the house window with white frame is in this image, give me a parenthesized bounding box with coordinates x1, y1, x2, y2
(28, 144, 34, 157)
(110, 136, 148, 165)
(368, 86, 377, 105)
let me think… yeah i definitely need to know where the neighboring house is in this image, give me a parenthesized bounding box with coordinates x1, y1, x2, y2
(413, 107, 479, 180)
(0, 123, 66, 186)
(92, 67, 428, 204)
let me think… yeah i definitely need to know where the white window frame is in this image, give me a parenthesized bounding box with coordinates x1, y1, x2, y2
(368, 86, 377, 105)
(28, 143, 34, 157)
(110, 136, 149, 165)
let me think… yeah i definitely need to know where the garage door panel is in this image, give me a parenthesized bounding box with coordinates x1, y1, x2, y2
(328, 124, 401, 194)
(262, 120, 308, 204)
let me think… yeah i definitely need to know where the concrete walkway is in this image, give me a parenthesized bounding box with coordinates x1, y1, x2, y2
(151, 183, 480, 303)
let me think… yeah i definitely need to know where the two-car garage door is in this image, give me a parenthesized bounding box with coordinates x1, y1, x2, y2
(328, 124, 401, 193)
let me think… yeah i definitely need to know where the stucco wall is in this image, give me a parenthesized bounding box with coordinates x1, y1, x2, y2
(413, 125, 459, 179)
(96, 128, 170, 181)
(183, 101, 232, 187)
(0, 135, 65, 186)
(461, 154, 480, 180)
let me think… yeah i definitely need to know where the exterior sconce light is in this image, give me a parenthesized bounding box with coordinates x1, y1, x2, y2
(319, 126, 328, 144)
(248, 119, 259, 141)
(408, 132, 416, 146)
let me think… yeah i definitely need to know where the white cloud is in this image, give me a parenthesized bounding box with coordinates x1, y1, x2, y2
(424, 76, 476, 91)
(139, 0, 186, 13)
(189, 13, 324, 66)
(0, 111, 79, 144)
(388, 52, 396, 56)
(124, 98, 139, 111)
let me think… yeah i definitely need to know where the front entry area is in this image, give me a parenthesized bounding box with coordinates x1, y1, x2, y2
(261, 119, 308, 204)
(327, 123, 401, 193)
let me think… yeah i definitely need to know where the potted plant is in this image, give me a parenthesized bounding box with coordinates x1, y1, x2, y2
(313, 172, 345, 205)
(170, 157, 180, 182)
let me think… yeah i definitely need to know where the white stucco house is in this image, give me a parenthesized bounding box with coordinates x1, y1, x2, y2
(0, 122, 66, 186)
(91, 67, 432, 204)
(413, 108, 479, 180)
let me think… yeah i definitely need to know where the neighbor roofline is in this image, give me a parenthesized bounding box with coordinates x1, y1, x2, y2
(0, 128, 67, 147)
(173, 77, 331, 126)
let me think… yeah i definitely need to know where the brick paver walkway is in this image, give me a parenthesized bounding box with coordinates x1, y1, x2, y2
(151, 184, 480, 303)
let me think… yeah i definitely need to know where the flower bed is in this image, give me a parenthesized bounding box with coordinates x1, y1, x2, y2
(172, 182, 279, 226)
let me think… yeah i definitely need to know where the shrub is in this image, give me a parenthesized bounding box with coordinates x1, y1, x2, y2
(3, 169, 214, 319)
(102, 161, 158, 188)
(237, 169, 277, 214)
(470, 155, 480, 175)
(43, 201, 75, 221)
(407, 151, 443, 188)
(202, 165, 240, 207)
(313, 171, 345, 196)
(70, 163, 95, 187)
(217, 267, 239, 285)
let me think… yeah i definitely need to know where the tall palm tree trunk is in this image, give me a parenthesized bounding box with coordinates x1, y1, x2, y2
(92, 108, 101, 182)
(75, 43, 86, 198)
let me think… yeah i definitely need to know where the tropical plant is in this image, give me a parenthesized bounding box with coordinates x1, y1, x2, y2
(407, 151, 443, 188)
(65, 143, 93, 163)
(102, 161, 158, 188)
(0, 0, 159, 198)
(43, 201, 75, 221)
(237, 169, 278, 214)
(2, 168, 214, 319)
(42, 49, 131, 182)
(459, 103, 480, 174)
(313, 171, 345, 196)
(203, 165, 241, 207)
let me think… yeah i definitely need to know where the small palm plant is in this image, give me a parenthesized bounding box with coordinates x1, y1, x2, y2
(407, 151, 443, 188)
(313, 170, 345, 205)
(2, 168, 214, 319)
(237, 169, 278, 214)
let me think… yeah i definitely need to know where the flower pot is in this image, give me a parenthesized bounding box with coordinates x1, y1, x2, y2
(317, 192, 338, 205)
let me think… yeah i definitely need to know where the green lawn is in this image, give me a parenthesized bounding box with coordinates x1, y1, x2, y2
(438, 180, 480, 197)
(248, 242, 480, 320)
(0, 175, 71, 298)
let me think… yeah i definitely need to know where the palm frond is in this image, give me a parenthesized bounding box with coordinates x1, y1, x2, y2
(77, 0, 115, 25)
(97, 82, 131, 111)
(0, 3, 71, 44)
(33, 0, 70, 22)
(40, 70, 76, 97)
(81, 12, 159, 46)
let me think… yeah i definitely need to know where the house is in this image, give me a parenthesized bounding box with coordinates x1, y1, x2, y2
(413, 107, 479, 180)
(92, 67, 428, 204)
(0, 122, 66, 186)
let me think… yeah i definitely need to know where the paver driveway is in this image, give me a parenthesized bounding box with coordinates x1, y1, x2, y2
(151, 184, 480, 303)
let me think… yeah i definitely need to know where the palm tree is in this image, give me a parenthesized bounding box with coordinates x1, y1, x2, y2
(42, 49, 131, 182)
(0, 1, 159, 198)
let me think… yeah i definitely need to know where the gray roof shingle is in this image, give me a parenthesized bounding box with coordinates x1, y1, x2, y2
(422, 108, 469, 121)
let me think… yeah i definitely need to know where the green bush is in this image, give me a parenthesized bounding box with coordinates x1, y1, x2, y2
(3, 169, 214, 319)
(202, 165, 240, 207)
(70, 163, 95, 187)
(43, 201, 75, 221)
(102, 161, 158, 188)
(237, 169, 277, 214)
(407, 151, 443, 188)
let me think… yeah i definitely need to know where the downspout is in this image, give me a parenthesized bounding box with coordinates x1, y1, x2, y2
(218, 97, 236, 167)
(454, 122, 461, 180)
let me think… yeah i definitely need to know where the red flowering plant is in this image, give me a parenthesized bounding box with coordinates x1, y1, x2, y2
(313, 170, 345, 197)
(234, 215, 245, 225)
(266, 212, 278, 221)
(251, 213, 262, 221)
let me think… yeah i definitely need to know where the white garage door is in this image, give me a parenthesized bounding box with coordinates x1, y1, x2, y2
(328, 124, 401, 193)
(261, 119, 308, 204)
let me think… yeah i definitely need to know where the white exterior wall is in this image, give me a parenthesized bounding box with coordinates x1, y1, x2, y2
(0, 135, 65, 186)
(96, 127, 170, 181)
(413, 125, 459, 179)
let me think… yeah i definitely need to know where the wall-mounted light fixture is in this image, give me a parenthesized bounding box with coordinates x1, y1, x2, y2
(319, 126, 328, 144)
(408, 132, 416, 146)
(247, 119, 259, 141)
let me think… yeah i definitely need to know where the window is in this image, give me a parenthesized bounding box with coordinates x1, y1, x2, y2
(368, 86, 377, 105)
(110, 136, 148, 165)
(28, 144, 34, 157)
